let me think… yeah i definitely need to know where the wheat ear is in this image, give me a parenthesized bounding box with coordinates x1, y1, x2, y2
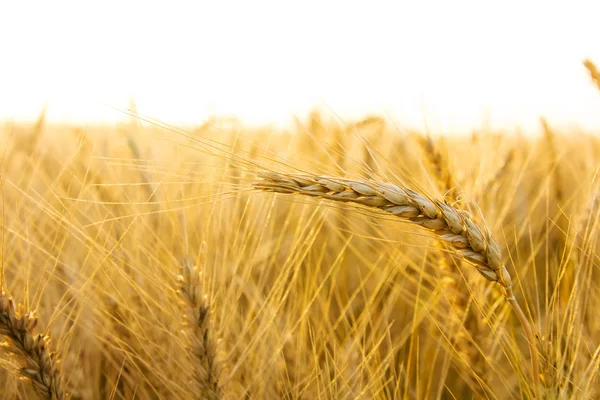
(253, 171, 541, 395)
(178, 258, 221, 399)
(0, 291, 68, 400)
(584, 59, 600, 92)
(414, 134, 460, 202)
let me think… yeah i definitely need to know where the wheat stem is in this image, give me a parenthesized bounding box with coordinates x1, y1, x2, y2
(506, 287, 541, 398)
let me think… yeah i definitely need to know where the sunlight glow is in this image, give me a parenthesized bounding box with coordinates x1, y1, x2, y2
(1, 0, 600, 134)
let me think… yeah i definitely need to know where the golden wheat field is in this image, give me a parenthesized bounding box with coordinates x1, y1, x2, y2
(1, 64, 600, 400)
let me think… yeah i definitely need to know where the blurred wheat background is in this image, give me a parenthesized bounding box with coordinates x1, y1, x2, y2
(2, 1, 600, 399)
(0, 61, 599, 399)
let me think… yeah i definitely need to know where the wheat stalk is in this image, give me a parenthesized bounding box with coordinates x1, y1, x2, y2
(0, 291, 68, 400)
(253, 171, 541, 396)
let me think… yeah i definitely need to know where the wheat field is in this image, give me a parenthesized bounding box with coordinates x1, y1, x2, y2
(0, 64, 599, 400)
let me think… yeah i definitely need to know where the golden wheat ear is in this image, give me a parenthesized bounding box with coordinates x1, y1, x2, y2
(253, 171, 541, 396)
(0, 291, 69, 400)
(178, 254, 222, 399)
(584, 59, 600, 92)
(255, 172, 510, 284)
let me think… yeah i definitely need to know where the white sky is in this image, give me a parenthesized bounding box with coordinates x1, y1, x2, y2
(1, 0, 600, 134)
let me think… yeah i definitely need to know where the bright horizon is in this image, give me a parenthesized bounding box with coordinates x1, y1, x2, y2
(1, 0, 600, 134)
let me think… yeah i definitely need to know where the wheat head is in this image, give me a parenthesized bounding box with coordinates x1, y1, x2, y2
(178, 257, 221, 399)
(254, 172, 511, 289)
(0, 291, 68, 400)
